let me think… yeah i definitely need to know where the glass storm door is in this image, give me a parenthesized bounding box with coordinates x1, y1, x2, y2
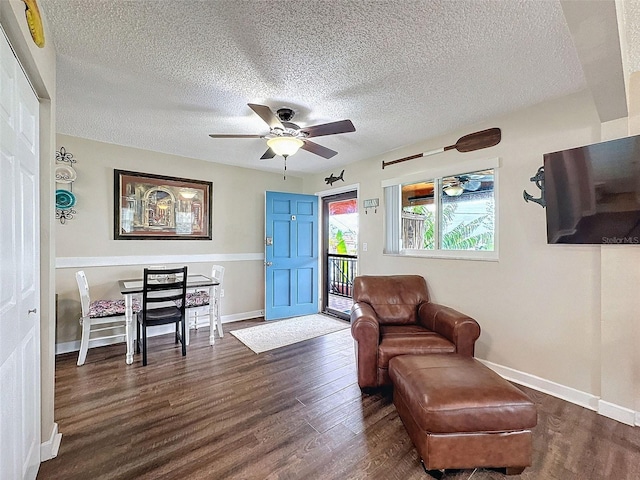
(322, 191, 358, 319)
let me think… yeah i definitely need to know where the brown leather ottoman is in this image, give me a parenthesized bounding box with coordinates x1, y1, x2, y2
(388, 354, 537, 477)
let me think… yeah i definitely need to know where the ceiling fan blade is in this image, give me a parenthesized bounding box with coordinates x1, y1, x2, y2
(209, 134, 264, 138)
(300, 119, 355, 138)
(301, 140, 338, 159)
(260, 148, 276, 160)
(248, 103, 284, 130)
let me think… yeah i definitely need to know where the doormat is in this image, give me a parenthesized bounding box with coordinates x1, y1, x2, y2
(230, 314, 350, 354)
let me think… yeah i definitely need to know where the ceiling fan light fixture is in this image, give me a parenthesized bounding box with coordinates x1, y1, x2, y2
(443, 184, 464, 197)
(266, 136, 304, 157)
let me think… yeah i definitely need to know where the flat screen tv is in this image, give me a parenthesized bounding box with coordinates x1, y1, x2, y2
(544, 134, 640, 244)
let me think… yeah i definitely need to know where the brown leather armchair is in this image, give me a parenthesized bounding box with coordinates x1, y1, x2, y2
(350, 275, 481, 389)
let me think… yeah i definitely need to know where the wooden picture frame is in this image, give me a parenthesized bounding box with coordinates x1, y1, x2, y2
(114, 169, 212, 240)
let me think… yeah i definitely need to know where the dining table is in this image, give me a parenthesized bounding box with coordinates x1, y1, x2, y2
(118, 274, 220, 365)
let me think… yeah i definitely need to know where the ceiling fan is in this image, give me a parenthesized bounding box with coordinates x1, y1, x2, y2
(442, 174, 486, 196)
(209, 103, 356, 161)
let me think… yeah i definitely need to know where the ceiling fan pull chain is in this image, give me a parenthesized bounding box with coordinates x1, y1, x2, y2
(283, 155, 287, 180)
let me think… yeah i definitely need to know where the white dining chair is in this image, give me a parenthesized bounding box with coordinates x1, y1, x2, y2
(185, 265, 225, 344)
(75, 270, 140, 366)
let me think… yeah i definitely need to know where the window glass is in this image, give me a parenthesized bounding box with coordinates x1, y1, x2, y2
(388, 168, 496, 256)
(440, 170, 495, 251)
(401, 181, 435, 250)
(328, 198, 358, 255)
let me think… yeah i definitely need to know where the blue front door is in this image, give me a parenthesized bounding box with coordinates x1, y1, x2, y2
(265, 191, 319, 320)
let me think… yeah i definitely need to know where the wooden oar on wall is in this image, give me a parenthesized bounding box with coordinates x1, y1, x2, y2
(381, 127, 502, 169)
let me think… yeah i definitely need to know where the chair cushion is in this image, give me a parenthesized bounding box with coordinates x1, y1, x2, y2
(184, 290, 210, 308)
(89, 299, 140, 318)
(378, 325, 455, 368)
(142, 305, 182, 325)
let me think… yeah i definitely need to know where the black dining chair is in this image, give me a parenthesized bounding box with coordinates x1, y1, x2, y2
(136, 266, 188, 366)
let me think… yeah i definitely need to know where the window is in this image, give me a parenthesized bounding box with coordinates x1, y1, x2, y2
(384, 163, 497, 260)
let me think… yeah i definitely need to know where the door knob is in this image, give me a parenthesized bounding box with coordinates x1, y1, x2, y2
(265, 262, 273, 267)
(28, 308, 37, 314)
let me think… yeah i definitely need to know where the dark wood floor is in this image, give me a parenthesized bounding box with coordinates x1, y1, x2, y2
(39, 319, 640, 480)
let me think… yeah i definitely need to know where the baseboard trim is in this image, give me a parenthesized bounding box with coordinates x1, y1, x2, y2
(479, 359, 600, 411)
(190, 309, 264, 328)
(40, 422, 62, 461)
(479, 359, 638, 427)
(55, 253, 264, 269)
(598, 400, 636, 426)
(55, 310, 264, 355)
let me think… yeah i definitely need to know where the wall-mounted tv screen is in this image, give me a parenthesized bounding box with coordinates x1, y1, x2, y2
(544, 134, 640, 244)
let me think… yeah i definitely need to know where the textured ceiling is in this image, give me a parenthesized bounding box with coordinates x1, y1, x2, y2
(621, 0, 640, 74)
(40, 0, 593, 175)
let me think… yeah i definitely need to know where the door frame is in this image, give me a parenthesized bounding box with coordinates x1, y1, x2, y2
(2, 16, 62, 468)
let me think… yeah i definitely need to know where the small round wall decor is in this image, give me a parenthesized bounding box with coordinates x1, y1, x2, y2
(55, 189, 76, 210)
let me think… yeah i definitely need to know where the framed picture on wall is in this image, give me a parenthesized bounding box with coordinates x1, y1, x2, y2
(114, 169, 212, 240)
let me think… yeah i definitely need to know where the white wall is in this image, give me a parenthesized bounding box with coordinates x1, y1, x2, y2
(54, 135, 302, 346)
(304, 89, 640, 422)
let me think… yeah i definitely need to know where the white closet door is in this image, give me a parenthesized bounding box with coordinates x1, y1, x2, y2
(0, 30, 41, 480)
